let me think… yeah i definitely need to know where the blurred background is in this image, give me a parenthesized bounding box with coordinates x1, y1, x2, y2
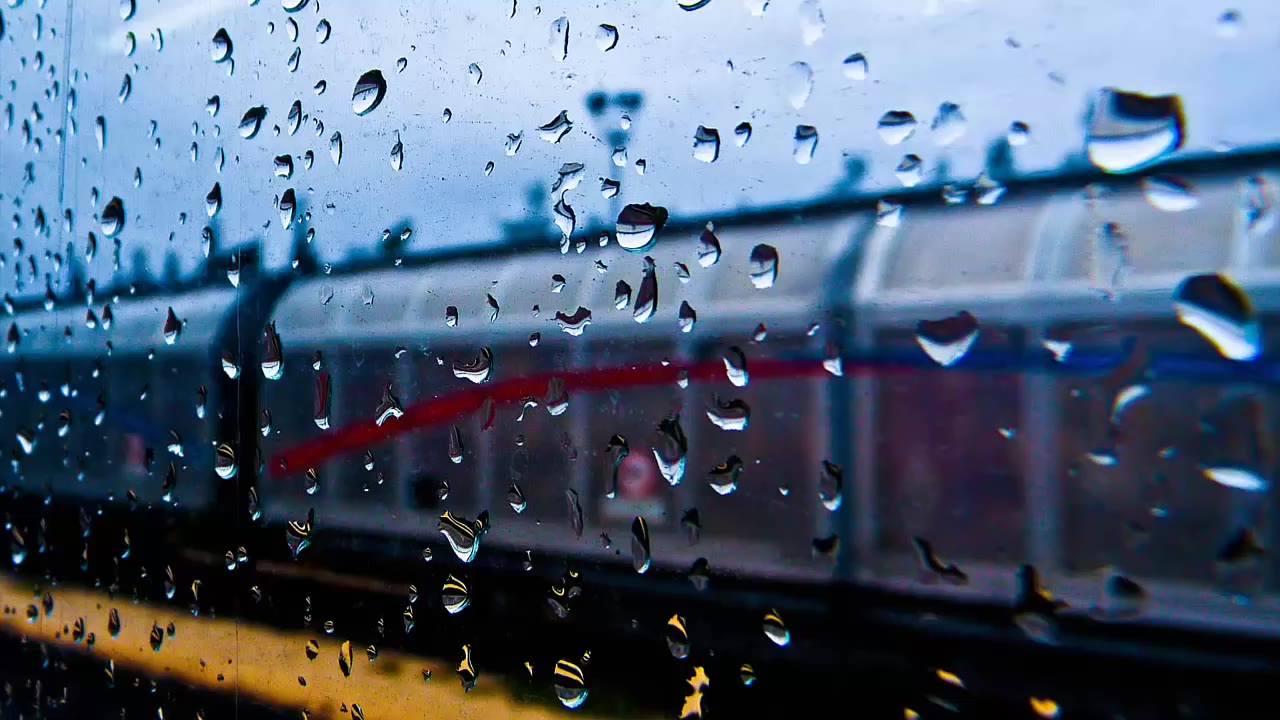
(2, 0, 1280, 717)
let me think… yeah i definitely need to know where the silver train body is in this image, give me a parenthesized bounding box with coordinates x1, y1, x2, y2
(6, 162, 1280, 636)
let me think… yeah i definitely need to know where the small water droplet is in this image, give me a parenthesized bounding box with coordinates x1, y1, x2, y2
(315, 18, 330, 43)
(211, 28, 233, 62)
(915, 311, 979, 366)
(930, 101, 967, 146)
(842, 52, 867, 79)
(793, 124, 818, 164)
(877, 110, 917, 145)
(785, 61, 813, 109)
(538, 110, 573, 143)
(692, 126, 720, 163)
(595, 24, 618, 51)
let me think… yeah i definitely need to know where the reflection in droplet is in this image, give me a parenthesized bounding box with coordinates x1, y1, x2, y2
(915, 311, 979, 367)
(1085, 88, 1185, 174)
(214, 443, 237, 480)
(352, 69, 387, 115)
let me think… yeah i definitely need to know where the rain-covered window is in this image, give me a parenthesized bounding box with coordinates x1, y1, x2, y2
(1, 0, 1278, 717)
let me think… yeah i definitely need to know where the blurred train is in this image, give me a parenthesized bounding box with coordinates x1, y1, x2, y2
(4, 151, 1280, 637)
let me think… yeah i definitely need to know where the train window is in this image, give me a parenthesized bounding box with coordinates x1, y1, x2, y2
(1056, 319, 1271, 590)
(871, 326, 1026, 577)
(880, 201, 1040, 291)
(689, 334, 836, 581)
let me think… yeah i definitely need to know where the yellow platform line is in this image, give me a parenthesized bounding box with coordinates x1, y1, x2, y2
(0, 572, 658, 720)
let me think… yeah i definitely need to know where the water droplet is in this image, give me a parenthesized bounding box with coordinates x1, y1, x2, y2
(842, 52, 867, 79)
(706, 396, 750, 431)
(550, 16, 570, 61)
(930, 102, 966, 146)
(1173, 273, 1259, 360)
(439, 511, 486, 563)
(117, 74, 132, 103)
(108, 608, 122, 637)
(554, 306, 592, 336)
(1085, 88, 1185, 173)
(239, 106, 267, 139)
(279, 188, 297, 229)
(375, 383, 404, 426)
(553, 196, 576, 241)
(677, 301, 697, 333)
(313, 79, 327, 94)
(653, 414, 688, 485)
(390, 133, 404, 171)
(442, 574, 471, 614)
(734, 122, 752, 147)
(798, 0, 825, 44)
(786, 61, 813, 109)
(119, 0, 135, 21)
(123, 31, 136, 56)
(466, 62, 483, 84)
(793, 124, 818, 164)
(504, 131, 523, 156)
(708, 455, 742, 495)
(895, 154, 923, 187)
(1091, 221, 1129, 300)
(352, 70, 387, 115)
(678, 0, 713, 9)
(877, 110, 917, 145)
(721, 346, 748, 386)
(101, 197, 125, 237)
(452, 347, 493, 383)
(595, 24, 618, 51)
(616, 203, 668, 252)
(666, 614, 690, 658)
(286, 100, 302, 136)
(1008, 121, 1030, 146)
(327, 131, 342, 166)
(915, 311, 979, 366)
(763, 609, 790, 646)
(631, 516, 652, 573)
(819, 460, 843, 510)
(214, 443, 237, 480)
(161, 307, 181, 345)
(748, 244, 778, 289)
(692, 126, 720, 163)
(538, 110, 573, 143)
(600, 178, 620, 198)
(1216, 9, 1242, 38)
(211, 29, 233, 63)
(315, 18, 330, 43)
(261, 321, 285, 379)
(633, 256, 658, 323)
(1141, 175, 1198, 212)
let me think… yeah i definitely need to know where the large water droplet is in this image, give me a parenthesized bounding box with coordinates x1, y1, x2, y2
(162, 307, 181, 345)
(818, 460, 843, 510)
(452, 347, 493, 383)
(930, 102, 967, 146)
(1085, 88, 1185, 174)
(793, 125, 818, 164)
(763, 609, 790, 646)
(633, 256, 658, 323)
(786, 61, 813, 109)
(439, 511, 485, 563)
(1141, 176, 1198, 212)
(315, 18, 331, 43)
(550, 16, 570, 61)
(631, 516, 652, 573)
(538, 110, 573, 143)
(692, 126, 720, 163)
(261, 321, 285, 379)
(877, 110, 916, 145)
(842, 52, 867, 80)
(352, 70, 387, 115)
(595, 24, 618, 51)
(119, 0, 135, 21)
(915, 311, 979, 366)
(101, 197, 125, 237)
(1173, 273, 1259, 360)
(211, 29, 233, 62)
(706, 396, 750, 431)
(748, 244, 778, 289)
(653, 415, 688, 485)
(616, 203, 668, 252)
(708, 455, 742, 495)
(239, 106, 267, 139)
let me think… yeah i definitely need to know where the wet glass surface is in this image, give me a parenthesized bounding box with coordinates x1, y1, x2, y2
(2, 0, 1280, 717)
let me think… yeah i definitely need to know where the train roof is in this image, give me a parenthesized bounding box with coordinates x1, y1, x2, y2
(270, 213, 862, 347)
(8, 284, 240, 358)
